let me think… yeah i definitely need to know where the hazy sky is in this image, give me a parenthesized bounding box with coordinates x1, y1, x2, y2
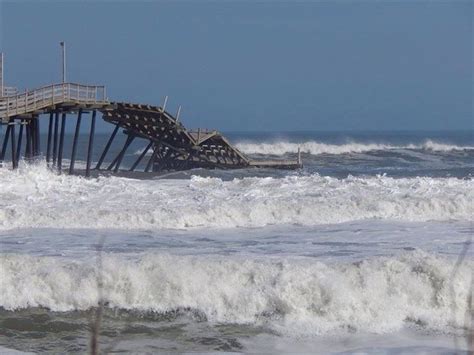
(0, 0, 472, 132)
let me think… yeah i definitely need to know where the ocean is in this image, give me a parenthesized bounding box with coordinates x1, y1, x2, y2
(0, 130, 472, 353)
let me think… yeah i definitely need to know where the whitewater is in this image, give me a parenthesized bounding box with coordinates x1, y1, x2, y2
(0, 131, 473, 353)
(2, 251, 472, 334)
(134, 139, 474, 157)
(0, 164, 472, 230)
(235, 139, 474, 156)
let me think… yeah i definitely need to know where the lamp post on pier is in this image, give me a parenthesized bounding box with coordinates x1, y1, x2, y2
(60, 41, 66, 83)
(1, 52, 4, 97)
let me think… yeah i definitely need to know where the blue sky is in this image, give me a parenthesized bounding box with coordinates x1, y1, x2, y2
(0, 0, 472, 132)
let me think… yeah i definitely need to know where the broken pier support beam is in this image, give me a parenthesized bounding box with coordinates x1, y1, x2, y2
(145, 145, 159, 172)
(106, 134, 134, 172)
(130, 141, 152, 172)
(95, 124, 119, 170)
(114, 135, 134, 172)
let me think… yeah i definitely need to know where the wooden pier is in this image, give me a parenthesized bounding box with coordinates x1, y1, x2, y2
(0, 55, 302, 176)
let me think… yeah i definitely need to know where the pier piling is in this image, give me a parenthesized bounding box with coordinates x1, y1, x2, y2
(52, 112, 59, 165)
(69, 109, 82, 175)
(46, 113, 53, 164)
(25, 121, 31, 160)
(34, 117, 40, 158)
(10, 121, 17, 169)
(57, 113, 66, 172)
(0, 124, 11, 167)
(15, 121, 24, 165)
(85, 110, 96, 177)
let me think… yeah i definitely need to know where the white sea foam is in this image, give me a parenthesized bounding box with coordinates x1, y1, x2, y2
(1, 251, 471, 335)
(0, 164, 472, 230)
(133, 148, 153, 156)
(235, 139, 474, 156)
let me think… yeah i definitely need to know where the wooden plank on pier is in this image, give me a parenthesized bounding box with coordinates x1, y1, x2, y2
(249, 160, 302, 169)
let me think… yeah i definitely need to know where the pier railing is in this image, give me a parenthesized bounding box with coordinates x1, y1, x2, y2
(2, 87, 18, 97)
(0, 83, 107, 121)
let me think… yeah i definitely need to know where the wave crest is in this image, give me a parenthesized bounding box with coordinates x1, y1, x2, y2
(0, 164, 472, 230)
(235, 139, 474, 156)
(1, 251, 471, 335)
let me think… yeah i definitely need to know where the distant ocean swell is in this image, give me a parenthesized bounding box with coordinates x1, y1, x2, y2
(1, 251, 471, 335)
(0, 164, 472, 230)
(234, 140, 474, 156)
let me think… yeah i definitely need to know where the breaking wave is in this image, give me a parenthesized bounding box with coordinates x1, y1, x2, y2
(235, 140, 474, 156)
(1, 251, 471, 335)
(0, 164, 472, 230)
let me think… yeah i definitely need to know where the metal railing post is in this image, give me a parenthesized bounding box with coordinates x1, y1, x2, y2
(161, 96, 168, 113)
(176, 105, 181, 123)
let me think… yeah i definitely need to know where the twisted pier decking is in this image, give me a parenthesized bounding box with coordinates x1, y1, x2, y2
(0, 82, 302, 175)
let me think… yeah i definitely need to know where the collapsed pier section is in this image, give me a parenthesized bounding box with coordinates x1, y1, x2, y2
(100, 102, 252, 172)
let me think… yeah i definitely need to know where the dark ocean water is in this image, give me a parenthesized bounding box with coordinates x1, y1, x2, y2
(3, 129, 471, 177)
